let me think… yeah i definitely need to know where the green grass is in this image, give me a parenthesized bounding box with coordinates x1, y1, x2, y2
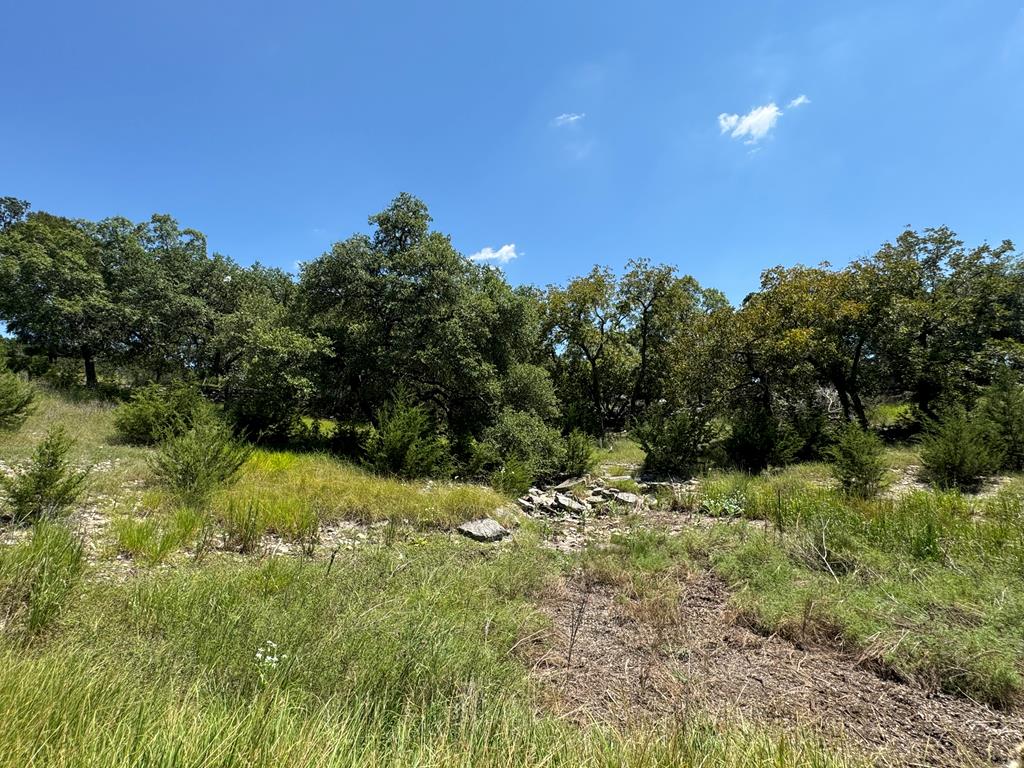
(2, 388, 1007, 763)
(596, 436, 646, 476)
(112, 506, 207, 565)
(0, 538, 858, 768)
(212, 449, 508, 542)
(693, 484, 1024, 707)
(0, 386, 150, 504)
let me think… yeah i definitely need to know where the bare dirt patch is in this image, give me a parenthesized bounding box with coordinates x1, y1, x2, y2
(528, 573, 1023, 767)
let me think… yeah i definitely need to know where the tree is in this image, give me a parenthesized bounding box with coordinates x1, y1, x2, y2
(977, 366, 1024, 471)
(618, 259, 703, 421)
(220, 292, 331, 440)
(546, 266, 631, 436)
(300, 194, 531, 439)
(0, 213, 121, 386)
(0, 197, 30, 232)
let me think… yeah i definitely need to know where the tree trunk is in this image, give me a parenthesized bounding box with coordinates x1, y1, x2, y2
(848, 337, 868, 429)
(850, 389, 869, 429)
(83, 347, 97, 388)
(834, 380, 852, 421)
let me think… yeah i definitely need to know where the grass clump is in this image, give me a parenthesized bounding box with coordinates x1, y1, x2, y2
(112, 507, 206, 565)
(150, 414, 252, 507)
(113, 382, 210, 445)
(701, 489, 1024, 708)
(0, 427, 89, 523)
(827, 423, 886, 498)
(0, 521, 84, 635)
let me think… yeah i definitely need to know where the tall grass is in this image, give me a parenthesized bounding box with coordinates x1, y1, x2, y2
(214, 450, 507, 542)
(697, 482, 1024, 707)
(0, 541, 858, 767)
(0, 521, 84, 635)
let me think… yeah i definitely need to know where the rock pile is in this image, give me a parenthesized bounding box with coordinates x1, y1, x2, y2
(515, 476, 648, 518)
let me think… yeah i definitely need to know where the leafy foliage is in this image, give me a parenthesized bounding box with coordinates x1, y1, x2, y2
(827, 423, 887, 498)
(499, 363, 560, 422)
(221, 293, 331, 440)
(113, 382, 211, 445)
(725, 407, 802, 472)
(976, 366, 1024, 471)
(0, 427, 89, 523)
(474, 408, 565, 483)
(635, 405, 717, 476)
(562, 429, 596, 477)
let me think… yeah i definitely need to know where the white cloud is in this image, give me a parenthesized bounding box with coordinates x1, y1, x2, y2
(718, 95, 810, 145)
(469, 244, 519, 264)
(552, 112, 586, 127)
(718, 103, 782, 144)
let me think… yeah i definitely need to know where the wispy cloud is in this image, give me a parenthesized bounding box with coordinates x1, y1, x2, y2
(469, 244, 519, 264)
(718, 103, 783, 144)
(718, 95, 810, 145)
(552, 112, 586, 127)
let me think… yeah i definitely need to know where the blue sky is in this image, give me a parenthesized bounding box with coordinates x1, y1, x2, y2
(3, 0, 1023, 302)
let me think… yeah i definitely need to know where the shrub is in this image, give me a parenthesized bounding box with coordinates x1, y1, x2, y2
(363, 391, 450, 479)
(635, 405, 717, 476)
(0, 369, 34, 432)
(489, 457, 536, 497)
(0, 521, 84, 635)
(827, 422, 887, 498)
(476, 408, 565, 484)
(113, 382, 211, 445)
(920, 407, 1001, 490)
(725, 407, 801, 472)
(0, 427, 89, 524)
(561, 429, 595, 477)
(977, 367, 1024, 471)
(150, 414, 253, 507)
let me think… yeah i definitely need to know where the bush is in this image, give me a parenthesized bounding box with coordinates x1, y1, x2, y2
(0, 427, 89, 524)
(977, 367, 1024, 471)
(725, 407, 801, 472)
(150, 414, 253, 507)
(635, 405, 717, 476)
(561, 429, 595, 477)
(0, 521, 84, 635)
(827, 422, 886, 498)
(489, 457, 536, 497)
(113, 382, 211, 445)
(920, 408, 1001, 490)
(475, 408, 565, 484)
(363, 392, 450, 479)
(0, 369, 34, 432)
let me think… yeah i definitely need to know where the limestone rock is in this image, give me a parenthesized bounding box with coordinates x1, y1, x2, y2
(456, 518, 509, 542)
